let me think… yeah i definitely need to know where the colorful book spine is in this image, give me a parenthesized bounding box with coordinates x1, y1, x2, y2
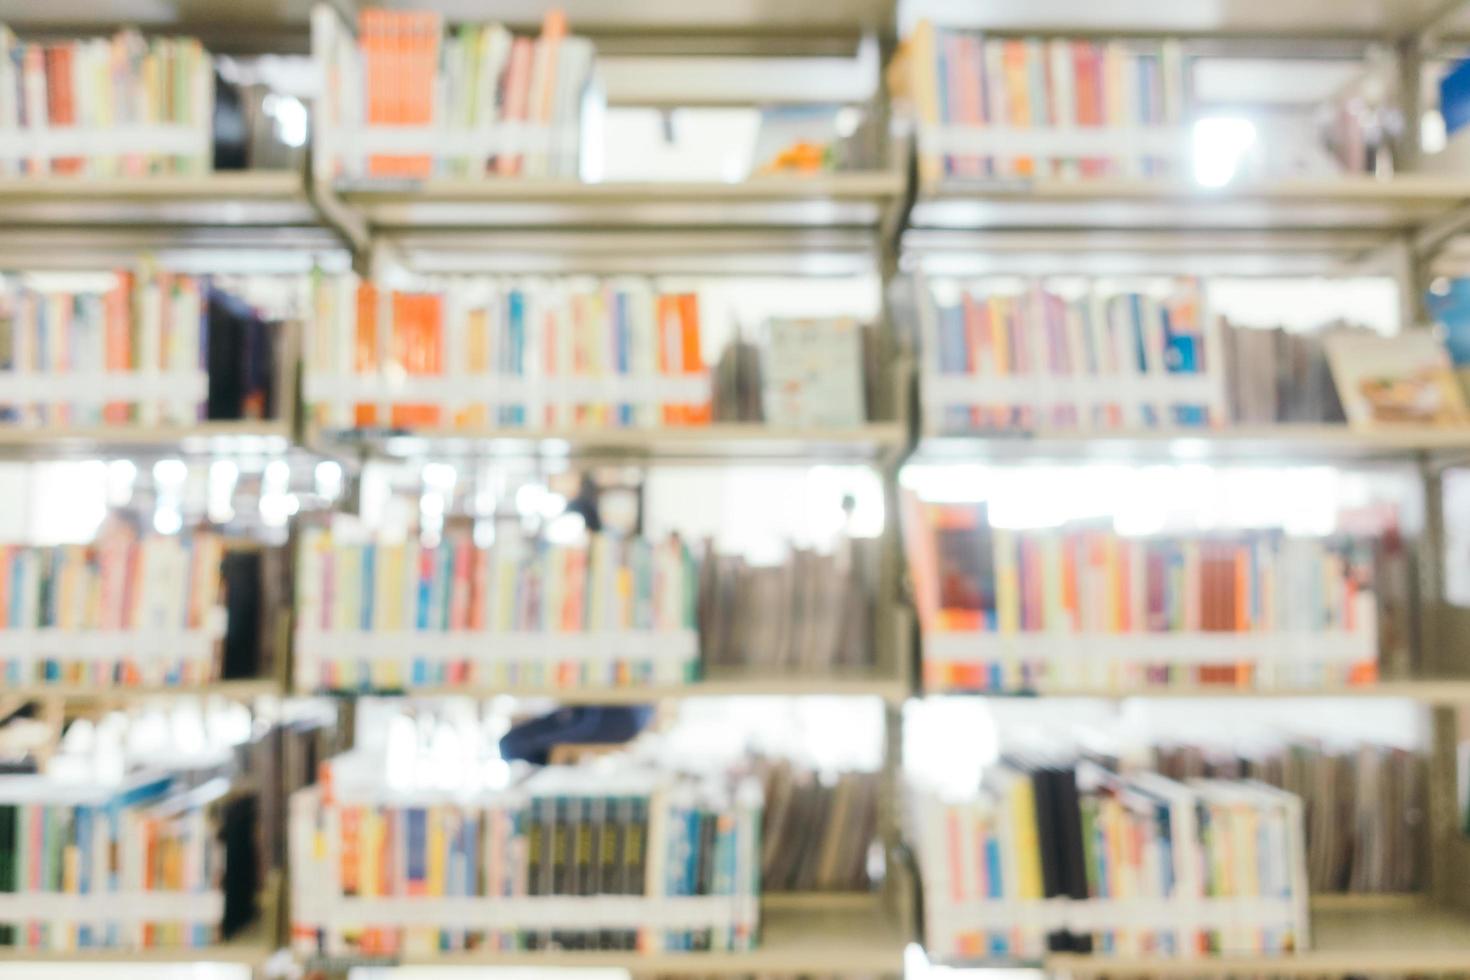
(0, 28, 212, 177)
(913, 763, 1308, 964)
(918, 275, 1224, 433)
(0, 531, 225, 688)
(322, 8, 596, 180)
(294, 526, 700, 692)
(289, 764, 761, 957)
(0, 777, 225, 951)
(902, 493, 1381, 693)
(304, 274, 712, 432)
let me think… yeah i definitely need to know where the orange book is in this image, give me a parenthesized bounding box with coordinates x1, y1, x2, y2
(656, 293, 709, 425)
(1002, 41, 1033, 176)
(899, 489, 941, 633)
(497, 37, 534, 175)
(405, 12, 440, 177)
(1061, 534, 1079, 630)
(361, 10, 388, 174)
(354, 283, 380, 426)
(100, 273, 131, 422)
(340, 805, 361, 897)
(44, 45, 82, 174)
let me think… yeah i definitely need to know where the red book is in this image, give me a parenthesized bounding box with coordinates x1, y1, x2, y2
(44, 45, 82, 174)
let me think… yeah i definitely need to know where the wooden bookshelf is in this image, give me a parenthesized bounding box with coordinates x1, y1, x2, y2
(2, 678, 283, 704)
(909, 176, 1470, 236)
(926, 680, 1470, 705)
(1047, 902, 1470, 977)
(0, 920, 275, 965)
(311, 422, 909, 466)
(335, 172, 907, 231)
(317, 674, 909, 705)
(315, 903, 908, 974)
(0, 172, 313, 228)
(0, 421, 293, 460)
(912, 426, 1470, 465)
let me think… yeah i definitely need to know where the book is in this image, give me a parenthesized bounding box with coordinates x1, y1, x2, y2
(294, 523, 699, 692)
(915, 275, 1225, 433)
(890, 21, 1189, 184)
(0, 28, 212, 177)
(290, 751, 762, 957)
(1325, 331, 1470, 429)
(912, 757, 1310, 963)
(901, 490, 1386, 693)
(318, 8, 596, 181)
(304, 274, 711, 432)
(756, 758, 878, 892)
(0, 526, 245, 689)
(761, 317, 870, 429)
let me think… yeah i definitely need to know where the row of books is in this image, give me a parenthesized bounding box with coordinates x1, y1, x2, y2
(289, 753, 762, 957)
(0, 530, 227, 688)
(902, 496, 1383, 692)
(0, 28, 212, 176)
(1222, 321, 1353, 425)
(314, 8, 595, 180)
(893, 22, 1189, 184)
(698, 537, 878, 675)
(304, 274, 710, 431)
(915, 276, 1225, 432)
(0, 272, 280, 426)
(912, 758, 1308, 963)
(1154, 741, 1424, 895)
(294, 525, 700, 692)
(758, 759, 879, 893)
(0, 772, 232, 951)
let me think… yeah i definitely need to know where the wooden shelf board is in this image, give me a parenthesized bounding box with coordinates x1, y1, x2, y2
(0, 172, 315, 229)
(312, 422, 908, 465)
(333, 904, 906, 974)
(4, 679, 283, 702)
(0, 421, 293, 459)
(1046, 902, 1470, 977)
(911, 176, 1470, 238)
(325, 674, 909, 705)
(927, 681, 1470, 704)
(0, 921, 273, 964)
(339, 172, 905, 231)
(913, 426, 1470, 465)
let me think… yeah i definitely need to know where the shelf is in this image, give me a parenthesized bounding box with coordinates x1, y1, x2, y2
(312, 422, 909, 466)
(2, 679, 284, 703)
(0, 421, 294, 460)
(907, 177, 1470, 263)
(0, 172, 313, 227)
(326, 673, 909, 705)
(1047, 902, 1470, 977)
(911, 426, 1470, 465)
(0, 921, 273, 965)
(320, 903, 906, 974)
(927, 680, 1470, 705)
(338, 173, 906, 231)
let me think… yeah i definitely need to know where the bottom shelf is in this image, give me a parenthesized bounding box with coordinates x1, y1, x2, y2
(312, 904, 908, 974)
(1048, 903, 1470, 977)
(0, 921, 273, 965)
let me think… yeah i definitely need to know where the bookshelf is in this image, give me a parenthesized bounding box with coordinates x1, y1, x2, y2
(6, 3, 1470, 976)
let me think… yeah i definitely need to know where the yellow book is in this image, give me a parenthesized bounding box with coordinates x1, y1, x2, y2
(427, 805, 446, 896)
(994, 528, 1019, 635)
(906, 20, 942, 186)
(990, 296, 1011, 375)
(1010, 775, 1043, 900)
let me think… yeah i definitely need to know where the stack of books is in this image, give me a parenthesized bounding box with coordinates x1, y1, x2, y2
(313, 7, 596, 181)
(0, 772, 238, 951)
(912, 758, 1309, 963)
(915, 276, 1225, 433)
(697, 535, 879, 675)
(890, 21, 1190, 183)
(304, 274, 710, 432)
(0, 530, 229, 688)
(1155, 740, 1425, 894)
(902, 496, 1382, 693)
(758, 759, 880, 892)
(0, 27, 213, 177)
(294, 524, 700, 693)
(289, 752, 762, 957)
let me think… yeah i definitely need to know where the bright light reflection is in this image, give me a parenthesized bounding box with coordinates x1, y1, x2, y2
(1193, 116, 1256, 187)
